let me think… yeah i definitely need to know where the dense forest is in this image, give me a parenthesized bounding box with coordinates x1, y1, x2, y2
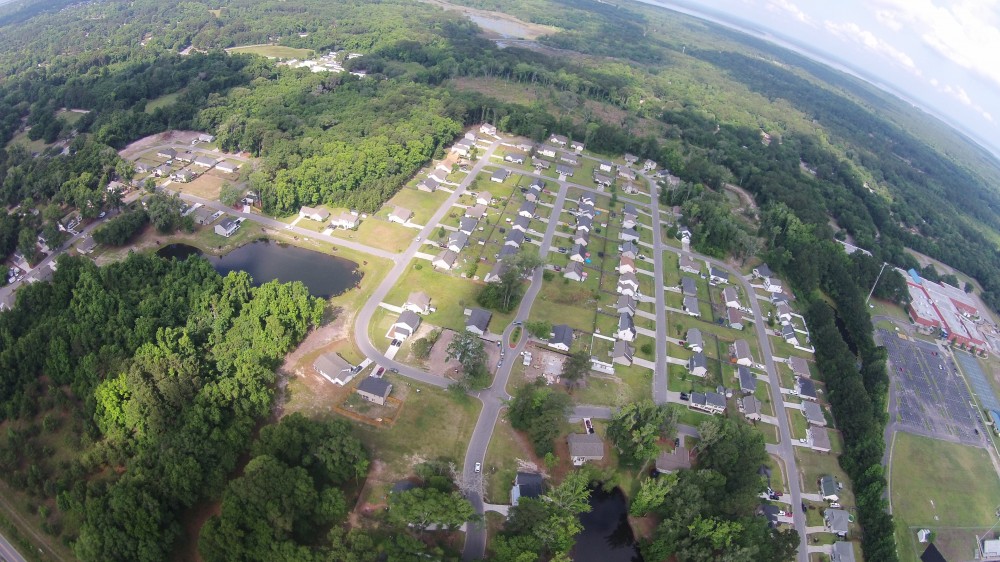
(1, 0, 999, 559)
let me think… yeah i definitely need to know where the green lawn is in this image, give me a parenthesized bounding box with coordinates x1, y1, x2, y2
(386, 187, 450, 224)
(227, 44, 314, 59)
(786, 408, 808, 440)
(891, 432, 1000, 562)
(483, 412, 538, 504)
(529, 277, 598, 332)
(145, 91, 182, 113)
(384, 264, 514, 333)
(353, 220, 417, 253)
(795, 448, 855, 508)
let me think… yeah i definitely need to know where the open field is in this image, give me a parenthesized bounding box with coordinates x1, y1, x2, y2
(5, 129, 51, 152)
(387, 187, 450, 224)
(227, 44, 313, 59)
(384, 263, 515, 332)
(483, 412, 541, 504)
(171, 173, 225, 199)
(353, 220, 416, 253)
(891, 432, 1000, 562)
(145, 91, 182, 113)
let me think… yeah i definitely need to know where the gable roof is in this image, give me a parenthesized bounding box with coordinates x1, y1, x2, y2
(564, 261, 585, 278)
(680, 255, 700, 271)
(519, 200, 536, 215)
(620, 241, 638, 255)
(821, 475, 838, 496)
(513, 472, 544, 500)
(739, 366, 756, 392)
(920, 543, 946, 562)
(732, 339, 751, 360)
(550, 324, 574, 348)
(556, 164, 575, 175)
(576, 215, 593, 230)
(389, 206, 413, 222)
(459, 217, 478, 233)
(512, 215, 531, 231)
(727, 308, 743, 324)
(567, 433, 604, 457)
(618, 313, 635, 333)
(825, 508, 850, 533)
(810, 426, 831, 450)
(506, 229, 525, 245)
(798, 377, 817, 398)
(790, 356, 810, 377)
(613, 340, 634, 359)
(756, 263, 773, 277)
(448, 231, 469, 249)
(689, 352, 707, 370)
(406, 291, 431, 310)
(684, 296, 700, 313)
(687, 328, 703, 348)
(491, 168, 509, 181)
(357, 376, 392, 398)
(396, 310, 421, 330)
(314, 352, 351, 376)
(466, 308, 492, 331)
(623, 203, 639, 217)
(831, 542, 856, 562)
(435, 249, 458, 268)
(616, 295, 636, 313)
(477, 190, 493, 202)
(782, 323, 797, 339)
(723, 287, 739, 303)
(681, 276, 697, 296)
(742, 396, 761, 417)
(710, 267, 729, 280)
(656, 448, 691, 472)
(803, 401, 824, 423)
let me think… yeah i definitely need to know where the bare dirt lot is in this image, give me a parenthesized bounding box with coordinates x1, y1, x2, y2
(118, 130, 205, 159)
(522, 344, 566, 385)
(427, 329, 463, 379)
(175, 172, 226, 199)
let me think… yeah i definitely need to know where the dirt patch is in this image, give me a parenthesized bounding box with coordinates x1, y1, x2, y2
(421, 0, 559, 40)
(118, 130, 204, 159)
(522, 344, 566, 385)
(427, 329, 464, 378)
(175, 172, 226, 200)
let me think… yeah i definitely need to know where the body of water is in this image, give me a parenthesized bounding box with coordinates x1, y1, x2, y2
(468, 14, 530, 39)
(572, 487, 643, 562)
(157, 240, 360, 299)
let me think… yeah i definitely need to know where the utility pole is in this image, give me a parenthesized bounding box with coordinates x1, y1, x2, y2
(866, 261, 890, 305)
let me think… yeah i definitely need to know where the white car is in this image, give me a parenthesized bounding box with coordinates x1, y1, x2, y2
(98, 211, 106, 218)
(474, 462, 482, 473)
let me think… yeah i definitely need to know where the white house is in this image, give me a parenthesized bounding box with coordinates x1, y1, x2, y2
(549, 324, 574, 351)
(330, 212, 358, 229)
(448, 231, 469, 253)
(690, 391, 726, 415)
(433, 249, 459, 270)
(548, 134, 568, 146)
(563, 262, 586, 282)
(686, 328, 704, 353)
(388, 206, 413, 224)
(466, 308, 492, 336)
(730, 339, 752, 366)
(300, 206, 331, 222)
(403, 291, 432, 315)
(618, 256, 636, 275)
(679, 255, 700, 275)
(723, 287, 740, 309)
(683, 296, 700, 317)
(391, 311, 421, 340)
(688, 353, 708, 377)
(313, 352, 357, 386)
(476, 192, 493, 206)
(612, 340, 634, 366)
(617, 272, 640, 297)
(616, 314, 636, 342)
(765, 276, 784, 293)
(570, 140, 585, 152)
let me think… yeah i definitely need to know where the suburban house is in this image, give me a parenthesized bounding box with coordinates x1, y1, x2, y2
(530, 178, 546, 191)
(433, 249, 459, 270)
(781, 323, 799, 345)
(620, 241, 638, 259)
(618, 167, 637, 181)
(572, 229, 590, 246)
(216, 161, 239, 173)
(491, 169, 510, 183)
(313, 352, 357, 385)
(771, 293, 789, 305)
(154, 164, 171, 177)
(730, 340, 753, 366)
(459, 217, 478, 235)
(576, 215, 593, 233)
(740, 396, 762, 421)
(504, 152, 525, 165)
(599, 161, 613, 172)
(620, 227, 640, 242)
(175, 151, 195, 162)
(484, 261, 508, 283)
(738, 366, 756, 394)
(803, 401, 826, 426)
(616, 295, 637, 316)
(570, 140, 585, 152)
(563, 262, 586, 282)
(710, 267, 730, 284)
(549, 134, 568, 146)
(417, 177, 439, 192)
(451, 138, 473, 156)
(480, 123, 497, 136)
(157, 148, 176, 159)
(518, 201, 536, 218)
(193, 155, 216, 168)
(300, 206, 331, 222)
(616, 314, 636, 342)
(76, 236, 97, 254)
(797, 377, 818, 401)
(448, 231, 469, 253)
(688, 353, 708, 377)
(686, 328, 704, 353)
(476, 191, 493, 205)
(621, 182, 639, 195)
(678, 226, 692, 241)
(618, 256, 636, 275)
(680, 255, 700, 274)
(809, 426, 831, 453)
(465, 308, 493, 336)
(549, 324, 574, 351)
(655, 447, 692, 474)
(569, 244, 589, 263)
(388, 207, 413, 224)
(830, 541, 856, 562)
(391, 311, 421, 340)
(106, 180, 126, 193)
(728, 308, 745, 330)
(777, 301, 793, 323)
(510, 472, 544, 507)
(690, 391, 726, 415)
(463, 204, 486, 220)
(172, 169, 195, 182)
(505, 230, 525, 248)
(537, 146, 557, 158)
(556, 164, 575, 177)
(643, 159, 656, 171)
(723, 287, 740, 308)
(825, 508, 850, 537)
(624, 153, 639, 165)
(330, 212, 359, 229)
(623, 203, 638, 219)
(559, 152, 579, 165)
(622, 214, 638, 230)
(594, 173, 613, 187)
(567, 433, 604, 465)
(134, 161, 151, 174)
(790, 356, 811, 378)
(681, 276, 698, 296)
(617, 272, 640, 296)
(753, 263, 773, 279)
(197, 133, 215, 143)
(215, 217, 240, 237)
(511, 215, 531, 233)
(499, 246, 519, 261)
(576, 203, 595, 219)
(524, 189, 539, 203)
(356, 377, 393, 406)
(612, 340, 634, 366)
(403, 291, 432, 315)
(683, 296, 701, 317)
(765, 276, 784, 293)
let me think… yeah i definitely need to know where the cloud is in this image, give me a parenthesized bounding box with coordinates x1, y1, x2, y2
(871, 0, 1000, 90)
(823, 21, 922, 76)
(875, 9, 904, 31)
(766, 0, 814, 25)
(934, 80, 994, 121)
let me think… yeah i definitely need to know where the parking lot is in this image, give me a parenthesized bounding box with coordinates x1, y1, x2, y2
(954, 351, 1000, 412)
(878, 329, 984, 446)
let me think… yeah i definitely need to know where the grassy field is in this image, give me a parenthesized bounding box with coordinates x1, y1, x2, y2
(56, 109, 85, 125)
(891, 432, 1000, 562)
(387, 187, 450, 225)
(145, 91, 182, 113)
(173, 172, 225, 199)
(5, 129, 51, 153)
(384, 263, 515, 332)
(227, 44, 314, 59)
(353, 219, 416, 253)
(483, 412, 540, 504)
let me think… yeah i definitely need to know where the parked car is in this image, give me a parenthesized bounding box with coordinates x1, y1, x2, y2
(679, 392, 689, 401)
(474, 462, 482, 473)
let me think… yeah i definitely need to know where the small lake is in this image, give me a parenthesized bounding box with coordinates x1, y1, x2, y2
(157, 241, 361, 299)
(572, 487, 643, 562)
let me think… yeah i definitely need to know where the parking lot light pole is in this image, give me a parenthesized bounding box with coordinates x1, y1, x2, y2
(866, 261, 890, 305)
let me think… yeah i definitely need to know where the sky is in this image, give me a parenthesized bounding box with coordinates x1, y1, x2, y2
(636, 0, 1000, 160)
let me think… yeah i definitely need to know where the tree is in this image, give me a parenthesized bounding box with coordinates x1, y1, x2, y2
(387, 487, 477, 532)
(560, 349, 591, 388)
(695, 418, 768, 516)
(92, 209, 148, 246)
(477, 249, 543, 312)
(446, 331, 489, 388)
(143, 178, 156, 193)
(507, 381, 570, 456)
(629, 473, 677, 516)
(607, 401, 677, 468)
(219, 183, 243, 207)
(526, 321, 551, 339)
(145, 193, 184, 233)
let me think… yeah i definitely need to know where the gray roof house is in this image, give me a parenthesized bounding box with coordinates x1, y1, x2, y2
(738, 366, 756, 394)
(499, 244, 519, 259)
(568, 433, 604, 465)
(505, 229, 525, 248)
(559, 151, 579, 165)
(731, 339, 752, 366)
(803, 401, 826, 426)
(512, 215, 531, 233)
(157, 148, 176, 159)
(612, 340, 634, 366)
(549, 324, 574, 351)
(599, 161, 613, 172)
(569, 244, 588, 263)
(616, 314, 636, 342)
(790, 356, 810, 377)
(313, 352, 356, 385)
(215, 217, 240, 237)
(418, 176, 439, 192)
(433, 249, 459, 270)
(556, 164, 575, 176)
(392, 310, 421, 340)
(688, 353, 708, 377)
(619, 227, 640, 242)
(549, 134, 568, 145)
(466, 308, 493, 336)
(356, 377, 393, 406)
(620, 241, 638, 258)
(563, 261, 586, 282)
(754, 263, 773, 278)
(484, 261, 508, 283)
(680, 255, 700, 274)
(529, 178, 545, 191)
(616, 295, 637, 316)
(810, 426, 831, 452)
(576, 215, 593, 232)
(723, 287, 740, 308)
(330, 212, 359, 229)
(476, 191, 493, 205)
(686, 328, 704, 352)
(683, 296, 701, 317)
(681, 276, 698, 296)
(193, 155, 217, 168)
(459, 217, 478, 235)
(491, 168, 510, 183)
(570, 140, 585, 152)
(216, 160, 239, 173)
(403, 291, 432, 315)
(656, 447, 692, 473)
(825, 508, 850, 537)
(448, 231, 469, 253)
(741, 396, 762, 421)
(710, 267, 730, 284)
(782, 323, 798, 344)
(830, 541, 856, 562)
(388, 206, 413, 224)
(518, 201, 536, 218)
(690, 391, 726, 415)
(573, 229, 590, 246)
(797, 377, 817, 400)
(820, 475, 840, 501)
(594, 173, 613, 187)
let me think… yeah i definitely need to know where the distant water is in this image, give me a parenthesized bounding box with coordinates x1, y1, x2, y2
(468, 14, 530, 39)
(572, 487, 643, 562)
(157, 240, 360, 298)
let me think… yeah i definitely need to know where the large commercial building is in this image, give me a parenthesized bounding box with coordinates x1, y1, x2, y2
(904, 268, 987, 350)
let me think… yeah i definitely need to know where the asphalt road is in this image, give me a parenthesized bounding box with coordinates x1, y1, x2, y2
(644, 170, 669, 404)
(0, 533, 26, 562)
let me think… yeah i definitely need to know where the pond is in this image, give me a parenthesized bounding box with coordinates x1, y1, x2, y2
(157, 240, 361, 299)
(572, 487, 643, 562)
